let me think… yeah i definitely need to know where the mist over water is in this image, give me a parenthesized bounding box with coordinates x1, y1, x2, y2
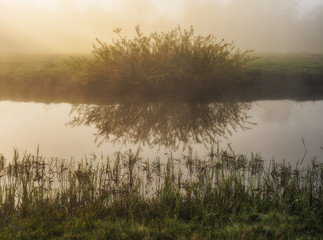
(0, 0, 323, 53)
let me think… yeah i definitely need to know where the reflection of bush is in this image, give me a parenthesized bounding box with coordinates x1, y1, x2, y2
(69, 102, 251, 148)
(70, 26, 253, 103)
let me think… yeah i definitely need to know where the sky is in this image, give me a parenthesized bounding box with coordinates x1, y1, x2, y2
(0, 0, 323, 53)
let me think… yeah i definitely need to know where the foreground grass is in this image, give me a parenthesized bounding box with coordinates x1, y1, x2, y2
(1, 210, 321, 239)
(0, 147, 322, 239)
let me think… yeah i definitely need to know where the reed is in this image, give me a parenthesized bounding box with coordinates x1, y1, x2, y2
(0, 146, 321, 239)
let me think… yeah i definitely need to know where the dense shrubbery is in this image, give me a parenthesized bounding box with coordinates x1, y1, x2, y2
(70, 26, 253, 103)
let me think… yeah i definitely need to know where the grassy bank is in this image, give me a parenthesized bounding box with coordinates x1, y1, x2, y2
(0, 53, 323, 104)
(0, 147, 322, 239)
(0, 54, 83, 103)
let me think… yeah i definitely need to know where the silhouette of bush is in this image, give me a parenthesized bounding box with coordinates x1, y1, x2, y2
(70, 26, 253, 103)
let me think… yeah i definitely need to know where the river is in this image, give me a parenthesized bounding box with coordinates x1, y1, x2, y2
(0, 100, 322, 166)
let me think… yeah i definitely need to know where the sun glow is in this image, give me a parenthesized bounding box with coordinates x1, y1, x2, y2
(73, 0, 122, 11)
(0, 0, 60, 10)
(0, 0, 322, 53)
(0, 0, 123, 10)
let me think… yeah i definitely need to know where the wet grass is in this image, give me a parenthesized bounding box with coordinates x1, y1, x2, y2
(0, 146, 322, 239)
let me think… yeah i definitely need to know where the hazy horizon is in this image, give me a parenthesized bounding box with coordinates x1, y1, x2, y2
(1, 0, 323, 54)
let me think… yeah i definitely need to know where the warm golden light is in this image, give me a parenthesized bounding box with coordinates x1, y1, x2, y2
(0, 0, 322, 53)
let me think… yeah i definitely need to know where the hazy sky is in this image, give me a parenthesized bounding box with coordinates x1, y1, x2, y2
(1, 0, 323, 53)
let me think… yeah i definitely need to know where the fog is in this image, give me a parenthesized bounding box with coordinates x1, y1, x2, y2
(0, 0, 323, 53)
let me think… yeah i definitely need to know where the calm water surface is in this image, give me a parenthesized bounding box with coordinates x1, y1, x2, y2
(0, 100, 322, 165)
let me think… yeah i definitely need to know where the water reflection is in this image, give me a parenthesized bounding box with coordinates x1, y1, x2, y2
(1, 100, 322, 163)
(69, 102, 251, 149)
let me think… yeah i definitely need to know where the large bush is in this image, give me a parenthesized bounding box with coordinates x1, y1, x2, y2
(70, 26, 253, 103)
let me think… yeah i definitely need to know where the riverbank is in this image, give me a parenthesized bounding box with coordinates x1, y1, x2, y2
(0, 53, 323, 104)
(0, 148, 322, 239)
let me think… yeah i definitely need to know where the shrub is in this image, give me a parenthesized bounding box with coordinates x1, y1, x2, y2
(70, 26, 253, 103)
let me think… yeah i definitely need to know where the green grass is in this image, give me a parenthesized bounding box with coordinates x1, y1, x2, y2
(1, 50, 323, 103)
(0, 146, 322, 239)
(0, 54, 83, 103)
(1, 52, 322, 79)
(0, 54, 69, 74)
(247, 52, 323, 74)
(1, 211, 320, 239)
(1, 52, 322, 77)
